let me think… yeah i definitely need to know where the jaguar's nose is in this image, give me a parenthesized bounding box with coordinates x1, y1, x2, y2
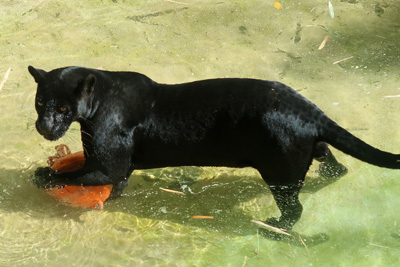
(35, 116, 56, 140)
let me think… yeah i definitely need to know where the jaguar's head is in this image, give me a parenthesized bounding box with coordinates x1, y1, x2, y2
(28, 66, 97, 141)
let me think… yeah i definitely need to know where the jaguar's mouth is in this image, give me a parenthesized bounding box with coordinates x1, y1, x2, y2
(36, 121, 68, 141)
(41, 132, 62, 141)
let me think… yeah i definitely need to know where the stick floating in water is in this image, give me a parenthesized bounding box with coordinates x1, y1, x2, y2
(297, 233, 311, 256)
(165, 0, 192, 5)
(190, 215, 214, 219)
(251, 220, 292, 236)
(160, 187, 185, 195)
(328, 1, 334, 19)
(318, 35, 329, 50)
(0, 67, 11, 92)
(333, 56, 353, 64)
(383, 94, 400, 98)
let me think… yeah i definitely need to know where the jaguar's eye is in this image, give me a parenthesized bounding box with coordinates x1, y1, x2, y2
(59, 106, 67, 112)
(37, 101, 44, 107)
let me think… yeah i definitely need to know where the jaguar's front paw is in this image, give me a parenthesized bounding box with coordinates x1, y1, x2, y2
(32, 167, 55, 188)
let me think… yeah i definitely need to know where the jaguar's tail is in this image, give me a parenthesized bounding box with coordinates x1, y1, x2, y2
(321, 120, 400, 169)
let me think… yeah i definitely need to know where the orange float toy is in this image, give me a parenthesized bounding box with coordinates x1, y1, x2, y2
(45, 144, 113, 210)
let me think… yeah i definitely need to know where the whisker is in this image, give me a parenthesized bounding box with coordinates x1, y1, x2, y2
(81, 130, 93, 138)
(79, 117, 94, 126)
(81, 133, 93, 142)
(82, 145, 90, 157)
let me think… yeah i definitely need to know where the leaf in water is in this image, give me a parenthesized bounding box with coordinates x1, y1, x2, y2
(273, 2, 282, 10)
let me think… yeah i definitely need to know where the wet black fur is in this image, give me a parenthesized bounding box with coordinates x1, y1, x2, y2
(28, 66, 400, 238)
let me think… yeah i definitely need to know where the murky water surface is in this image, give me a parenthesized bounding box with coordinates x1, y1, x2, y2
(1, 0, 400, 266)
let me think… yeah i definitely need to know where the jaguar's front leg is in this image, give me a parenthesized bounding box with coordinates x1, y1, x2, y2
(32, 165, 113, 188)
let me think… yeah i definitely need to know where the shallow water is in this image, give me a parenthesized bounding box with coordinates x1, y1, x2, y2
(1, 0, 400, 266)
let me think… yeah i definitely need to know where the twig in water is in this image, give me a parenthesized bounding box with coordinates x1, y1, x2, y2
(328, 1, 334, 19)
(160, 187, 185, 195)
(297, 233, 311, 256)
(383, 94, 400, 98)
(369, 243, 389, 249)
(318, 35, 329, 50)
(251, 220, 292, 236)
(190, 215, 214, 219)
(0, 67, 11, 92)
(242, 256, 248, 266)
(333, 56, 353, 64)
(256, 229, 260, 255)
(165, 0, 192, 5)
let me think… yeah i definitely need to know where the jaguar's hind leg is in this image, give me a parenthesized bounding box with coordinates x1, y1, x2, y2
(261, 183, 329, 245)
(302, 142, 348, 193)
(265, 185, 303, 231)
(314, 142, 347, 178)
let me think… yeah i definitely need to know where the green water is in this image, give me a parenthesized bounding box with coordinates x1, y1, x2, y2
(1, 0, 400, 266)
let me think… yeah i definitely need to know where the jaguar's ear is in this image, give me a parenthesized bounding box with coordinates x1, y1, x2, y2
(82, 74, 96, 95)
(28, 66, 47, 84)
